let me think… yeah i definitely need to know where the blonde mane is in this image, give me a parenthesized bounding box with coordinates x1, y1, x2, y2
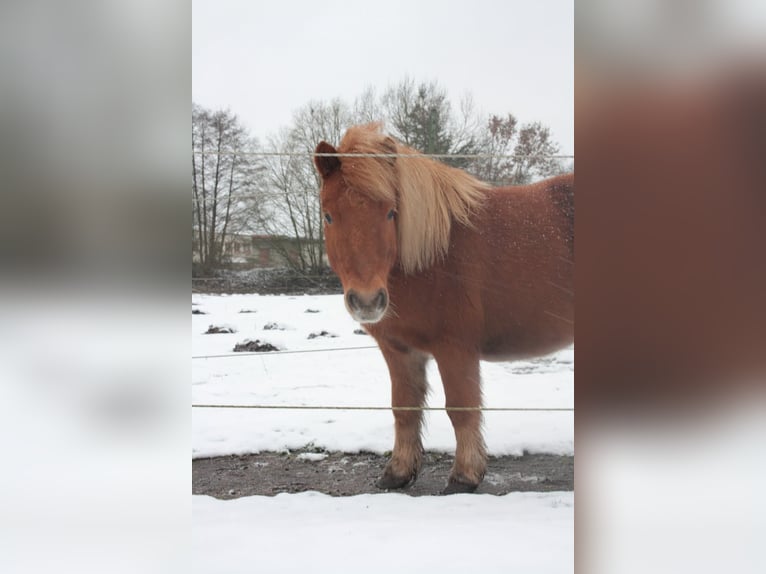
(337, 123, 488, 274)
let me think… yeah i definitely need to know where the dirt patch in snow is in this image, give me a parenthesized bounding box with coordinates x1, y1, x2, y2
(204, 325, 236, 334)
(192, 450, 573, 498)
(232, 339, 280, 352)
(307, 330, 338, 339)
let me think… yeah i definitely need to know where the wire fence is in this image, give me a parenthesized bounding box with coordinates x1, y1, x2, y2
(192, 346, 378, 360)
(192, 150, 575, 160)
(191, 344, 573, 412)
(192, 275, 335, 281)
(192, 404, 573, 412)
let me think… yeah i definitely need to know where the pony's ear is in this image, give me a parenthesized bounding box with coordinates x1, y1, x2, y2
(314, 141, 340, 179)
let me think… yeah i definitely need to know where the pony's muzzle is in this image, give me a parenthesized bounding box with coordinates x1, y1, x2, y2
(345, 288, 388, 323)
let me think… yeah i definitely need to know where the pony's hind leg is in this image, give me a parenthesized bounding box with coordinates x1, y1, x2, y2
(434, 349, 487, 494)
(376, 343, 429, 490)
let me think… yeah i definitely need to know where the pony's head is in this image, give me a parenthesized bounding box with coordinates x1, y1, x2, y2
(313, 128, 398, 323)
(314, 123, 486, 324)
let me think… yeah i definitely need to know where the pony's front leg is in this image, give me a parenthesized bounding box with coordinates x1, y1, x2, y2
(375, 342, 429, 490)
(434, 349, 487, 494)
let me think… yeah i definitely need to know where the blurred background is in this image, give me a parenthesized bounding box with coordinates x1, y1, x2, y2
(0, 1, 189, 573)
(577, 1, 766, 573)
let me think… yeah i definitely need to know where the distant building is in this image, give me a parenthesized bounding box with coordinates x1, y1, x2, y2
(193, 231, 326, 269)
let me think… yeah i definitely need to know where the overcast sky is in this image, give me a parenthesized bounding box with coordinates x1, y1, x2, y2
(192, 0, 573, 154)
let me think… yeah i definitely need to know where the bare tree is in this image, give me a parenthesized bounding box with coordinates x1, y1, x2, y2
(470, 113, 518, 184)
(450, 93, 485, 165)
(257, 100, 352, 274)
(352, 86, 381, 124)
(509, 122, 563, 184)
(192, 103, 262, 271)
(470, 115, 565, 185)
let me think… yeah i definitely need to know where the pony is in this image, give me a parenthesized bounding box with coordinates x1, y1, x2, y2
(314, 123, 573, 494)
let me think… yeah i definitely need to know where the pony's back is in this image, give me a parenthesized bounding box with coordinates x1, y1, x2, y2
(448, 173, 575, 360)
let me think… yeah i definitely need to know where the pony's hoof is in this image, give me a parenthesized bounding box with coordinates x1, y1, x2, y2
(376, 470, 415, 490)
(441, 478, 479, 495)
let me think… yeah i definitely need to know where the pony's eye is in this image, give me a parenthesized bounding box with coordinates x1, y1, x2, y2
(387, 209, 396, 221)
(324, 213, 333, 224)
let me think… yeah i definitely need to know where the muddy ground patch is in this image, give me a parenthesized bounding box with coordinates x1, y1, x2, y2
(193, 450, 573, 498)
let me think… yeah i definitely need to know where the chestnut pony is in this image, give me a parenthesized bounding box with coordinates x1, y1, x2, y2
(314, 123, 573, 494)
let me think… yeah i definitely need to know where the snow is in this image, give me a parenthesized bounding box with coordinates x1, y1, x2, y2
(192, 293, 573, 458)
(296, 452, 328, 461)
(192, 491, 574, 574)
(192, 293, 573, 574)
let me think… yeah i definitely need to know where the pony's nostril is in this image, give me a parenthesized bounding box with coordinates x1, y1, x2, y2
(375, 289, 387, 309)
(346, 291, 360, 310)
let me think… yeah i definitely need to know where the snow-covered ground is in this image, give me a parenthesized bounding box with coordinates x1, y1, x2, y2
(193, 293, 574, 574)
(192, 293, 573, 458)
(193, 490, 574, 574)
